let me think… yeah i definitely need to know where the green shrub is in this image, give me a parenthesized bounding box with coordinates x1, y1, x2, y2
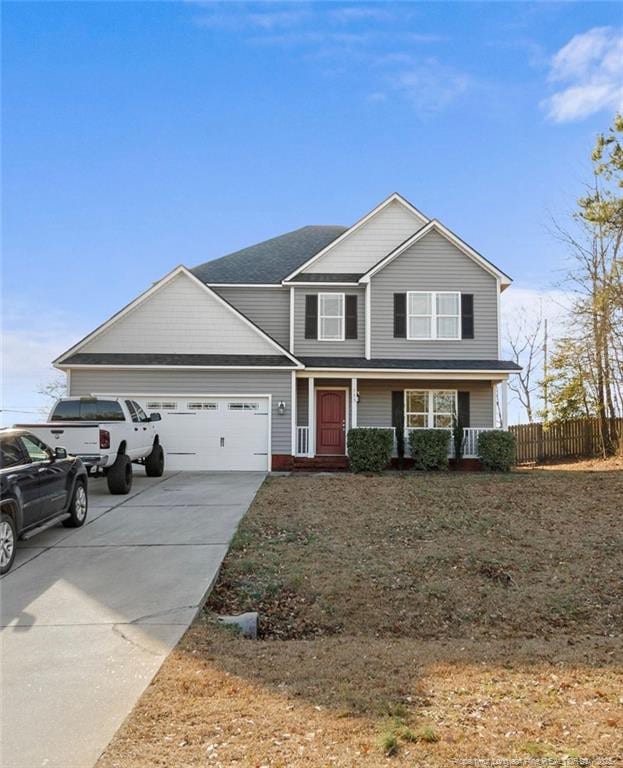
(478, 430, 516, 471)
(408, 429, 450, 470)
(347, 428, 394, 473)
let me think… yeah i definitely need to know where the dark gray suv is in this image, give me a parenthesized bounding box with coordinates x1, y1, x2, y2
(0, 429, 88, 574)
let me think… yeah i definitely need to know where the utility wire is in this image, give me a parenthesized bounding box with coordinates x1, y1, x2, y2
(0, 408, 43, 414)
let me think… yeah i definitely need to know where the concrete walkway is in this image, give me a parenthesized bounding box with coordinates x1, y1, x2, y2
(0, 469, 265, 768)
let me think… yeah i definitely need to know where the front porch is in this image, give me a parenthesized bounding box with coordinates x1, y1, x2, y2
(292, 374, 509, 460)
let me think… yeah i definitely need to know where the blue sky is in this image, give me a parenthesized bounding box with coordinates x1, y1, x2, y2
(2, 1, 622, 423)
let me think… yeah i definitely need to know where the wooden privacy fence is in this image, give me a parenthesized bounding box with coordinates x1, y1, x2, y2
(509, 417, 623, 464)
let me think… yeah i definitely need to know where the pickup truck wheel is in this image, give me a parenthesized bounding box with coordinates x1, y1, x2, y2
(107, 454, 133, 495)
(0, 513, 17, 575)
(63, 481, 88, 528)
(145, 444, 165, 477)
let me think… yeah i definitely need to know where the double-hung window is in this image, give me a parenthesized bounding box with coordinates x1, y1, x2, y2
(318, 293, 344, 341)
(404, 390, 457, 429)
(407, 291, 460, 340)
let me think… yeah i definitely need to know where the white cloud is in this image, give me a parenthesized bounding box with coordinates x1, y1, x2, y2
(388, 58, 471, 114)
(542, 27, 623, 122)
(194, 7, 310, 31)
(1, 306, 86, 426)
(408, 33, 447, 45)
(328, 6, 394, 24)
(190, 4, 463, 114)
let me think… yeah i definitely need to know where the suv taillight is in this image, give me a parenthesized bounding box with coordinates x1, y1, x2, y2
(99, 429, 110, 450)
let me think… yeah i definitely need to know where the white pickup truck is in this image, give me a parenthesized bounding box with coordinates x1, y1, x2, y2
(15, 397, 165, 494)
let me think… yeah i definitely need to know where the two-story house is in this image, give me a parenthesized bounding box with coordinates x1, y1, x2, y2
(54, 193, 520, 471)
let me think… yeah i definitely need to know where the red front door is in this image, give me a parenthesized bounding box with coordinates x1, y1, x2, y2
(316, 390, 346, 455)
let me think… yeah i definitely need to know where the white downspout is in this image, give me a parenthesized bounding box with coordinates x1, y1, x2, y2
(365, 283, 371, 359)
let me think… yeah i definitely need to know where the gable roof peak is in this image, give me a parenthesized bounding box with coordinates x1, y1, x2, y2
(359, 218, 512, 286)
(283, 192, 430, 282)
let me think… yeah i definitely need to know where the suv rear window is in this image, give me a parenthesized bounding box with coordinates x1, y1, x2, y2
(51, 400, 125, 421)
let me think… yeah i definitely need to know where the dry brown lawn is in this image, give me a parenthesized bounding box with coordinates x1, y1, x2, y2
(99, 463, 623, 767)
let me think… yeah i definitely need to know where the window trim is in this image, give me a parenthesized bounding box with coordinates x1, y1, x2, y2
(404, 389, 457, 430)
(317, 292, 345, 342)
(406, 291, 461, 341)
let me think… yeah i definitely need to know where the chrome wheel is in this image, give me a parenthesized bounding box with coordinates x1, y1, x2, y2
(74, 485, 87, 521)
(0, 520, 15, 569)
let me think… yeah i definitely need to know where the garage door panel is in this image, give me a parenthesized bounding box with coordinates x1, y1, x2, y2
(132, 397, 270, 471)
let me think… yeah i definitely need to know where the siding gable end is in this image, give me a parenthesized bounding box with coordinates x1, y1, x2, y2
(74, 271, 282, 357)
(301, 198, 426, 275)
(370, 230, 499, 359)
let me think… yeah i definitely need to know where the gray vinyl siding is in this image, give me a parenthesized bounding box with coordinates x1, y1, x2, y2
(357, 379, 495, 429)
(293, 287, 365, 357)
(213, 287, 290, 348)
(370, 231, 499, 359)
(69, 368, 293, 454)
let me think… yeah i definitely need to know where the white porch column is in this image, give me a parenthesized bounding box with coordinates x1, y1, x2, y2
(291, 372, 297, 456)
(307, 376, 315, 457)
(500, 380, 508, 430)
(351, 378, 358, 428)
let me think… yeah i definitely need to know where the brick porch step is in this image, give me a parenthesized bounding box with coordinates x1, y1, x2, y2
(292, 456, 349, 472)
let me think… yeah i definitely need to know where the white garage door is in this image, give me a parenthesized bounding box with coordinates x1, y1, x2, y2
(133, 396, 270, 471)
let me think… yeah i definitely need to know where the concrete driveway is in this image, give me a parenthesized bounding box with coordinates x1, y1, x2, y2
(0, 469, 265, 768)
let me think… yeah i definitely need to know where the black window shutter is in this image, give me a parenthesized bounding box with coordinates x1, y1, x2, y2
(461, 294, 474, 339)
(391, 390, 404, 430)
(345, 295, 358, 339)
(392, 390, 405, 459)
(305, 295, 318, 339)
(394, 293, 407, 338)
(457, 391, 470, 428)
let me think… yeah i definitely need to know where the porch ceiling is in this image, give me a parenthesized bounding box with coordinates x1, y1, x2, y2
(298, 357, 520, 371)
(296, 357, 519, 380)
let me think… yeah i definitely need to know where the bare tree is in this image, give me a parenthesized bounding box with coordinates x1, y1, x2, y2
(547, 114, 623, 454)
(37, 375, 67, 415)
(505, 306, 544, 423)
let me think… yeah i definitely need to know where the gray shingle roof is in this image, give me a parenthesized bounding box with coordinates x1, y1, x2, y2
(63, 353, 296, 367)
(299, 357, 521, 371)
(191, 225, 347, 285)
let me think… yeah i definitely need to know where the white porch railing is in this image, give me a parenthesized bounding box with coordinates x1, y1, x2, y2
(404, 427, 496, 458)
(296, 426, 309, 456)
(461, 427, 494, 458)
(295, 425, 497, 459)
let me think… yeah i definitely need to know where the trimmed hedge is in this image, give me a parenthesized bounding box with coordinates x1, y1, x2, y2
(347, 428, 394, 473)
(478, 430, 516, 471)
(408, 429, 450, 470)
